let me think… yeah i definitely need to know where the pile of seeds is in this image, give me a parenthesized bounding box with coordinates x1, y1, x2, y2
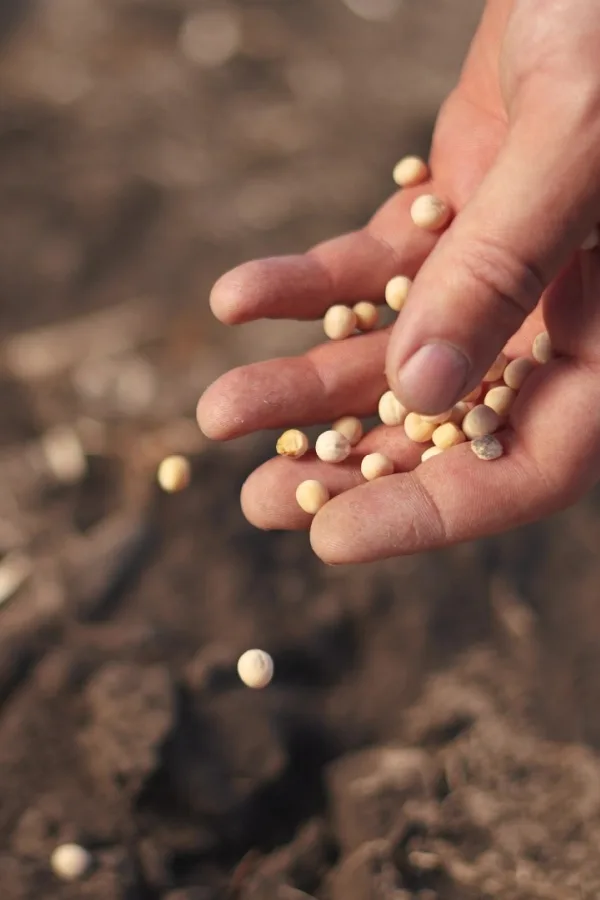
(278, 156, 561, 516)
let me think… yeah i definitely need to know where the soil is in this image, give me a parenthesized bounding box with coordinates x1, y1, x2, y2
(3, 1, 600, 898)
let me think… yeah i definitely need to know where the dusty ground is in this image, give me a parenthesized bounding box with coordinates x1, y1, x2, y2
(3, 1, 600, 898)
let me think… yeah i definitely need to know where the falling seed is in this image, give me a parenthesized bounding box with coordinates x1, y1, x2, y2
(157, 455, 191, 492)
(50, 843, 93, 882)
(237, 649, 274, 689)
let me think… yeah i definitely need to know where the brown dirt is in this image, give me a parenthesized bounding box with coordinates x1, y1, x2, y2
(3, 1, 600, 898)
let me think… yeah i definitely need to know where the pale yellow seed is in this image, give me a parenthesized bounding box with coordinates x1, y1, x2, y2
(420, 409, 453, 425)
(462, 384, 482, 404)
(157, 455, 191, 493)
(503, 357, 535, 391)
(50, 844, 93, 882)
(462, 405, 500, 440)
(532, 331, 554, 364)
(361, 452, 394, 481)
(237, 649, 274, 689)
(353, 301, 379, 332)
(315, 430, 351, 463)
(378, 390, 408, 426)
(484, 385, 516, 418)
(392, 155, 429, 188)
(421, 446, 444, 463)
(404, 413, 437, 443)
(385, 275, 412, 312)
(323, 305, 357, 341)
(276, 428, 309, 459)
(471, 434, 504, 461)
(450, 401, 471, 425)
(581, 227, 599, 251)
(296, 479, 330, 514)
(432, 421, 466, 450)
(483, 352, 507, 383)
(332, 416, 363, 446)
(410, 194, 450, 231)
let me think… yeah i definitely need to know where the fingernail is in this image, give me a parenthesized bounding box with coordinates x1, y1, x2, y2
(396, 342, 470, 414)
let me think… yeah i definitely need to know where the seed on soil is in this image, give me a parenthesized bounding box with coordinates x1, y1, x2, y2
(450, 401, 471, 425)
(484, 385, 516, 418)
(392, 155, 429, 188)
(484, 352, 507, 383)
(385, 275, 412, 312)
(332, 416, 363, 446)
(353, 301, 379, 331)
(361, 452, 394, 480)
(410, 194, 450, 231)
(157, 455, 191, 492)
(378, 390, 407, 426)
(323, 305, 357, 340)
(581, 227, 599, 250)
(461, 405, 500, 440)
(432, 421, 466, 449)
(404, 413, 437, 443)
(276, 429, 309, 459)
(50, 844, 93, 882)
(421, 446, 444, 462)
(503, 357, 535, 391)
(296, 479, 330, 514)
(237, 649, 274, 689)
(470, 434, 504, 461)
(532, 332, 554, 364)
(315, 430, 351, 463)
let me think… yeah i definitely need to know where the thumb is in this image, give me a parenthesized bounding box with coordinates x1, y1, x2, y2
(386, 112, 600, 415)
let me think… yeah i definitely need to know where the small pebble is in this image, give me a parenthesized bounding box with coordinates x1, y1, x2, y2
(323, 305, 357, 340)
(353, 301, 379, 331)
(532, 331, 554, 364)
(503, 357, 535, 391)
(385, 275, 412, 312)
(581, 227, 599, 250)
(410, 194, 451, 231)
(392, 155, 429, 188)
(315, 430, 351, 463)
(157, 455, 191, 493)
(462, 405, 501, 440)
(237, 649, 274, 689)
(50, 844, 92, 882)
(483, 352, 507, 382)
(432, 421, 466, 449)
(296, 479, 330, 514)
(484, 385, 516, 418)
(276, 429, 309, 459)
(471, 434, 504, 461)
(404, 413, 437, 443)
(332, 416, 363, 446)
(421, 446, 444, 463)
(361, 452, 394, 481)
(378, 390, 407, 426)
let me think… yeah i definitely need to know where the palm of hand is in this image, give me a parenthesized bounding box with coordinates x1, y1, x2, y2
(197, 5, 600, 564)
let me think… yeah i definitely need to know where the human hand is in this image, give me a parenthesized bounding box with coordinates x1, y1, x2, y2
(197, 0, 600, 564)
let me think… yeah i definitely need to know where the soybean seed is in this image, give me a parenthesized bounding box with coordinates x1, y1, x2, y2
(361, 452, 394, 481)
(323, 305, 357, 341)
(332, 416, 363, 446)
(420, 409, 453, 425)
(503, 357, 535, 391)
(315, 430, 351, 463)
(385, 275, 412, 312)
(296, 479, 330, 514)
(421, 446, 444, 463)
(237, 649, 274, 689)
(392, 155, 429, 188)
(50, 844, 92, 882)
(276, 429, 309, 459)
(471, 434, 504, 461)
(462, 405, 501, 440)
(157, 455, 191, 493)
(404, 413, 437, 443)
(532, 331, 554, 364)
(484, 385, 516, 418)
(410, 194, 450, 231)
(432, 421, 466, 449)
(378, 390, 407, 426)
(484, 352, 507, 383)
(353, 301, 379, 331)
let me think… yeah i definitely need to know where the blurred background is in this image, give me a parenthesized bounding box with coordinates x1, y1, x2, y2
(3, 1, 600, 898)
